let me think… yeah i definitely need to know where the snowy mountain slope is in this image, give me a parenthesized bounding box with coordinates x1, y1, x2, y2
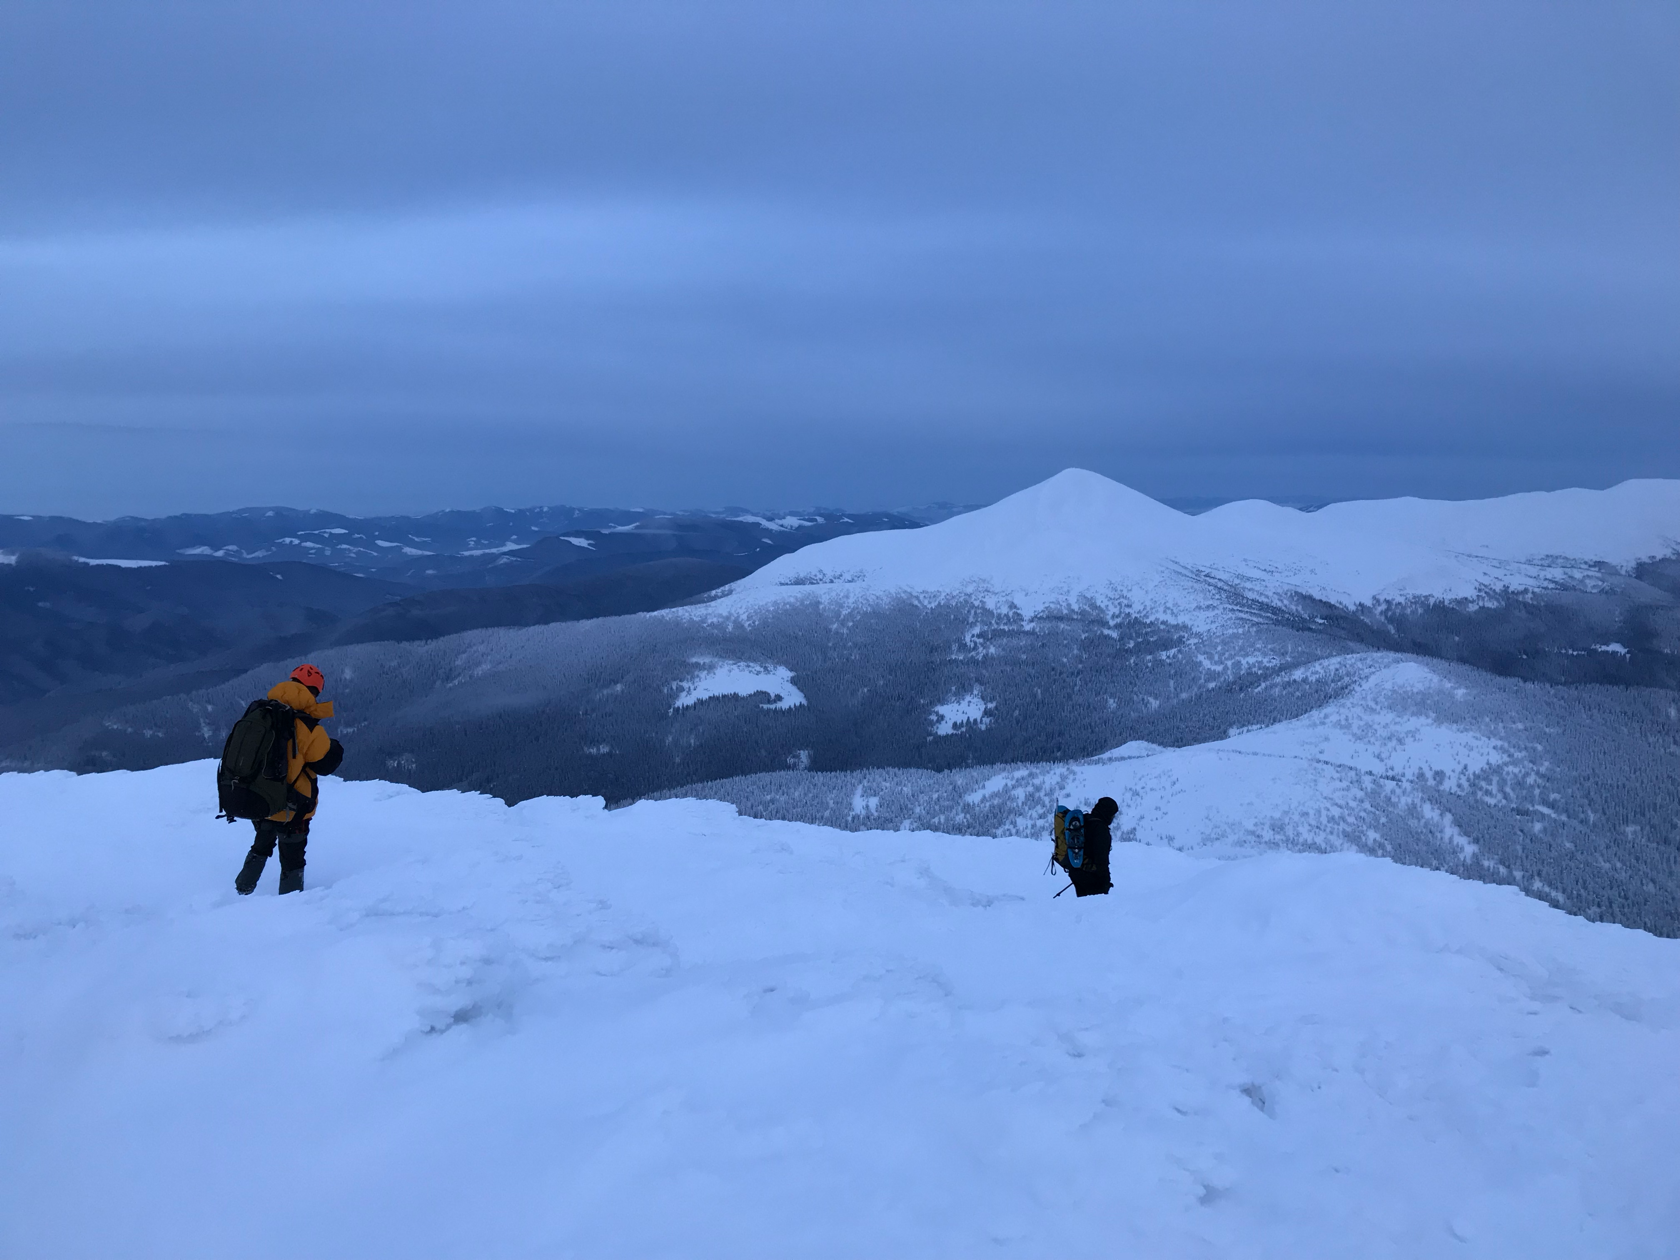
(656, 653, 1680, 935)
(2, 763, 1677, 1259)
(718, 470, 1680, 618)
(662, 655, 1495, 849)
(11, 595, 1351, 796)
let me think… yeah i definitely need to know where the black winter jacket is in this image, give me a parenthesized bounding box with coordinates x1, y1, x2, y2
(1071, 813, 1113, 897)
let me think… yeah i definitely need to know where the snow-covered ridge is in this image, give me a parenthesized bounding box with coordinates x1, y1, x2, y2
(718, 470, 1680, 614)
(1, 763, 1675, 1256)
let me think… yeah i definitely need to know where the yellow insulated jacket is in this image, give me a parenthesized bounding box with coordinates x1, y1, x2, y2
(265, 679, 337, 824)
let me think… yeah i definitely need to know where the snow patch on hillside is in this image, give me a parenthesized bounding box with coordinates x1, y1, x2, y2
(931, 690, 991, 735)
(0, 763, 1675, 1258)
(730, 513, 822, 531)
(673, 660, 806, 710)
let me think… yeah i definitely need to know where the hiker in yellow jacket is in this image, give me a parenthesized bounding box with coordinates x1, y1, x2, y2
(235, 664, 344, 895)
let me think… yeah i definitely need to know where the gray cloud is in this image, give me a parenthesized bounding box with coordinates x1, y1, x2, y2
(1, 1, 1675, 516)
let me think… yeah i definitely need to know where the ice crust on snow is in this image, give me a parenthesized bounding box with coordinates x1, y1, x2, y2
(0, 762, 1675, 1258)
(714, 470, 1680, 619)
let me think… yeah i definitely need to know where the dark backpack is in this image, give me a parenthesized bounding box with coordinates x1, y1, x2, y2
(216, 699, 299, 822)
(1052, 805, 1086, 871)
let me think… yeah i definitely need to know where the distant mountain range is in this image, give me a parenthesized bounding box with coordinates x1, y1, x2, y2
(0, 502, 976, 586)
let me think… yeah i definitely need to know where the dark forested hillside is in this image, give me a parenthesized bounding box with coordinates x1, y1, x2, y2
(0, 552, 406, 706)
(7, 595, 1351, 795)
(329, 559, 753, 646)
(0, 503, 934, 737)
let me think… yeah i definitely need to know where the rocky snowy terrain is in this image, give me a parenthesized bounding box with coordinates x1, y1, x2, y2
(2, 762, 1677, 1258)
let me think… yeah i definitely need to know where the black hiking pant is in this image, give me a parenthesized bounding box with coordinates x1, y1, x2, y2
(251, 819, 308, 871)
(1070, 866, 1111, 897)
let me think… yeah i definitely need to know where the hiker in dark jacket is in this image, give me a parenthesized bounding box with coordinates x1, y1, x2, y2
(235, 663, 344, 896)
(1070, 796, 1119, 897)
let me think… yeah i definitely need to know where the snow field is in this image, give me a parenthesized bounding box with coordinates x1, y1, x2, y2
(2, 762, 1677, 1259)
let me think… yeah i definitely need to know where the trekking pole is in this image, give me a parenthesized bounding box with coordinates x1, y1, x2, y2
(1053, 881, 1074, 898)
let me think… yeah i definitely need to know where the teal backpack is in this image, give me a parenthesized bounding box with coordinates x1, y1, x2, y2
(1052, 805, 1086, 871)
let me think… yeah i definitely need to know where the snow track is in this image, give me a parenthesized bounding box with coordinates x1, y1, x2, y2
(2, 763, 1677, 1258)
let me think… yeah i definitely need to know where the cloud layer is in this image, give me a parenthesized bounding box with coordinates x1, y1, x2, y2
(2, 2, 1675, 515)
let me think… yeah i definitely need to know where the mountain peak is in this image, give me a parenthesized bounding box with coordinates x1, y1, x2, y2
(984, 469, 1187, 529)
(726, 472, 1680, 615)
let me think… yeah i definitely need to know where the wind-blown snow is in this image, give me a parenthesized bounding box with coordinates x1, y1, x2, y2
(714, 470, 1680, 619)
(673, 660, 806, 710)
(0, 764, 1675, 1258)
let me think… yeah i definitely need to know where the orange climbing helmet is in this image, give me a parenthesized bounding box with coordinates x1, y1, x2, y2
(290, 663, 325, 693)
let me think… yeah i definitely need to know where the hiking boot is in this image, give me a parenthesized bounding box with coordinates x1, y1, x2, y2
(234, 850, 268, 895)
(277, 868, 304, 895)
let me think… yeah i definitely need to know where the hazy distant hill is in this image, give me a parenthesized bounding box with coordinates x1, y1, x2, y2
(0, 552, 406, 706)
(0, 504, 943, 587)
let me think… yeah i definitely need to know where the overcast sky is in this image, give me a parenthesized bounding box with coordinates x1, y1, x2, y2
(3, 2, 1676, 517)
